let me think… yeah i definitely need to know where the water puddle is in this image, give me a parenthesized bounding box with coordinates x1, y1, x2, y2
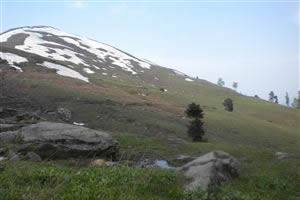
(154, 160, 175, 169)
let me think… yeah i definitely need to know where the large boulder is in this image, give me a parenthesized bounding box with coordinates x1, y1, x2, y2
(178, 151, 240, 192)
(0, 122, 119, 160)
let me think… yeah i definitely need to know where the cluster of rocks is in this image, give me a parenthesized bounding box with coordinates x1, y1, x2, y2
(0, 149, 42, 162)
(117, 151, 241, 193)
(0, 107, 243, 193)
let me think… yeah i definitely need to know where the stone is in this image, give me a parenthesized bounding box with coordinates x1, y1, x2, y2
(105, 161, 117, 167)
(57, 107, 72, 122)
(178, 151, 240, 192)
(25, 152, 42, 162)
(16, 113, 40, 123)
(275, 152, 289, 160)
(275, 152, 300, 160)
(0, 148, 6, 156)
(0, 122, 119, 160)
(90, 159, 106, 168)
(0, 124, 23, 132)
(7, 150, 21, 161)
(0, 157, 7, 162)
(0, 108, 17, 118)
(137, 159, 151, 168)
(171, 155, 196, 167)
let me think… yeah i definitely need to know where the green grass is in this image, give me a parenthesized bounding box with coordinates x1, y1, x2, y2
(1, 156, 299, 200)
(0, 161, 183, 200)
(1, 69, 299, 200)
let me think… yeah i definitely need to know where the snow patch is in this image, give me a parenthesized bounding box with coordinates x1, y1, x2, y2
(73, 122, 85, 126)
(110, 57, 137, 75)
(93, 65, 100, 70)
(0, 52, 28, 72)
(174, 70, 186, 76)
(102, 73, 107, 76)
(185, 78, 194, 82)
(83, 68, 95, 74)
(37, 61, 89, 82)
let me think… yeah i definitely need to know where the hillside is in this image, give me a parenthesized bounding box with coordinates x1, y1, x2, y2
(0, 26, 299, 200)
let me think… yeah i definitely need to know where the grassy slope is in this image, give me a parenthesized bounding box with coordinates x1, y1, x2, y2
(1, 67, 299, 200)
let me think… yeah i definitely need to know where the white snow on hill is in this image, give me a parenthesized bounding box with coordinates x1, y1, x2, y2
(185, 78, 194, 82)
(0, 26, 196, 84)
(37, 61, 89, 82)
(0, 26, 151, 74)
(0, 52, 28, 72)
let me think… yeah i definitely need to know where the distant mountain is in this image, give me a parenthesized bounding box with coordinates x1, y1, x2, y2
(0, 26, 193, 84)
(0, 26, 298, 158)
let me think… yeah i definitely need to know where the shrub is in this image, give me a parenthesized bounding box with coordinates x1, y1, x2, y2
(223, 98, 233, 112)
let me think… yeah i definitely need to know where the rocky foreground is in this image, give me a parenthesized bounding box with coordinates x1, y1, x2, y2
(0, 107, 244, 193)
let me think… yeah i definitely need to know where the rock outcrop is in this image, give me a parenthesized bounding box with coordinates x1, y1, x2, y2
(56, 107, 72, 122)
(0, 122, 119, 160)
(178, 151, 240, 192)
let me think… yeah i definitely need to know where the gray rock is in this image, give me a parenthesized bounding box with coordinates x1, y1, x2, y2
(171, 155, 196, 167)
(25, 152, 42, 162)
(0, 122, 119, 160)
(178, 151, 240, 192)
(105, 161, 117, 167)
(0, 108, 17, 118)
(0, 157, 7, 162)
(0, 118, 17, 124)
(275, 152, 300, 160)
(0, 148, 6, 156)
(275, 152, 289, 160)
(137, 159, 151, 168)
(0, 124, 23, 132)
(16, 113, 40, 123)
(8, 150, 21, 161)
(57, 107, 72, 122)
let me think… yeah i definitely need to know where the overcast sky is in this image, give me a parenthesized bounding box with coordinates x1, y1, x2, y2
(1, 0, 299, 103)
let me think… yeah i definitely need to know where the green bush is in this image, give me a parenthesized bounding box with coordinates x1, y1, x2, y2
(223, 98, 233, 112)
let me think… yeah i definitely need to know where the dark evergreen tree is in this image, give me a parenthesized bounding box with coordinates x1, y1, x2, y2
(232, 82, 238, 90)
(269, 91, 275, 102)
(217, 78, 225, 87)
(223, 98, 233, 112)
(185, 102, 204, 118)
(292, 91, 300, 108)
(187, 118, 204, 142)
(274, 96, 278, 104)
(285, 92, 289, 106)
(185, 103, 205, 142)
